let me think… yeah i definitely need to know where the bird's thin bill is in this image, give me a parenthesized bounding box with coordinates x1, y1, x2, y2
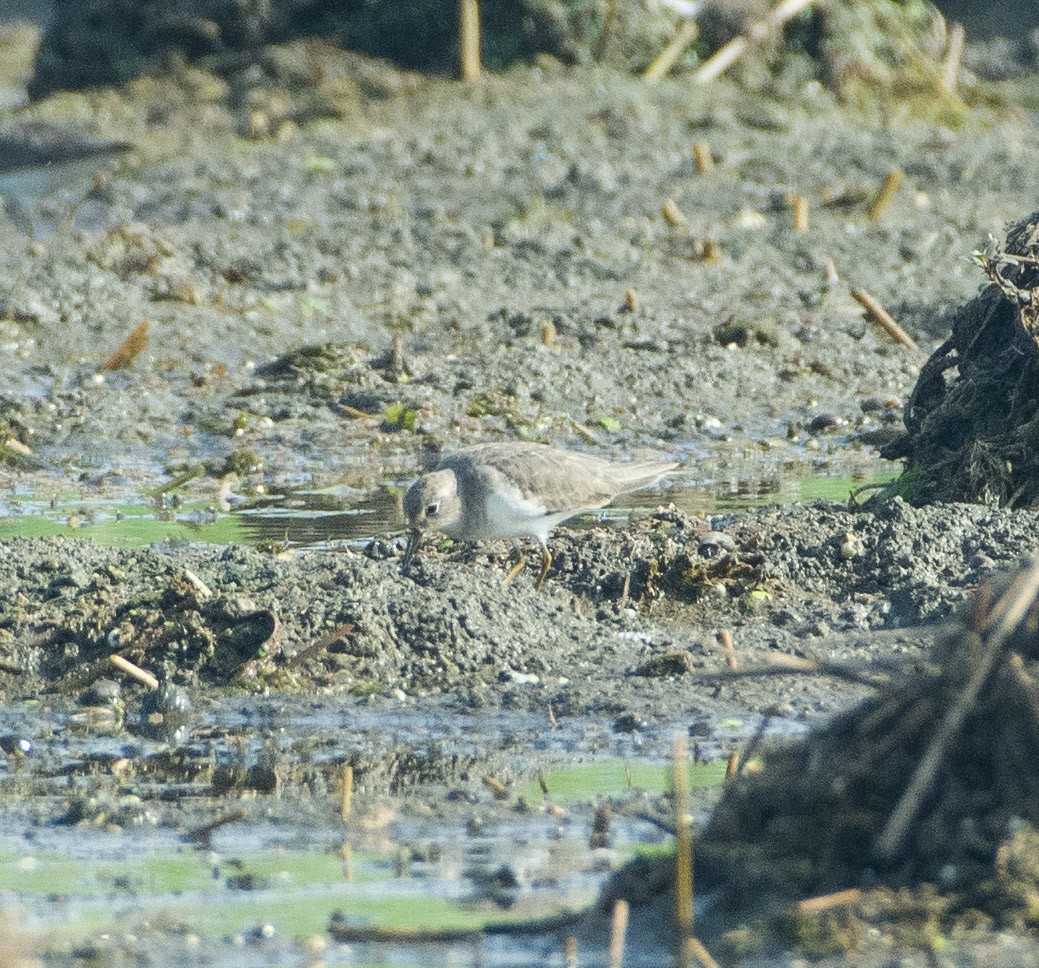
(401, 530, 421, 573)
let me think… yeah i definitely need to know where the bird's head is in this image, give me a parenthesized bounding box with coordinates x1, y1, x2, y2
(401, 469, 461, 573)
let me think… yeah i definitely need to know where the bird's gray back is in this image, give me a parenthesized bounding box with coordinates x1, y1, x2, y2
(440, 443, 674, 518)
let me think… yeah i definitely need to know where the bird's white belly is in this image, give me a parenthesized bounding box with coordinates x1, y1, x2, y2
(446, 484, 580, 543)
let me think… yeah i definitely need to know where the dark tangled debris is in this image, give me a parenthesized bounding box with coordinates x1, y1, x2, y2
(884, 208, 1039, 508)
(604, 556, 1039, 954)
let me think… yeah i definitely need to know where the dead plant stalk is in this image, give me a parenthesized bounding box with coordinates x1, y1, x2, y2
(673, 733, 694, 950)
(459, 0, 481, 82)
(644, 18, 700, 84)
(694, 0, 814, 84)
(875, 557, 1039, 860)
(109, 654, 159, 690)
(851, 287, 919, 354)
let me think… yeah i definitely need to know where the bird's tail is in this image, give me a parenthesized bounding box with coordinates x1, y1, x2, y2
(615, 460, 679, 492)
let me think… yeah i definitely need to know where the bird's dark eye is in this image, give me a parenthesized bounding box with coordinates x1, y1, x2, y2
(425, 503, 439, 516)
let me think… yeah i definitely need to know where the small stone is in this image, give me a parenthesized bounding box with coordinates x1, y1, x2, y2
(698, 531, 736, 557)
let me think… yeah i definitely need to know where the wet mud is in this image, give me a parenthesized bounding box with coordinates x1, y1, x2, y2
(2, 7, 1039, 966)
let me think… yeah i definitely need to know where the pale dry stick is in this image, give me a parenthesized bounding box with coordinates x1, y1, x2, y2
(644, 18, 701, 84)
(619, 572, 631, 609)
(459, 0, 481, 82)
(796, 887, 862, 915)
(181, 568, 213, 599)
(693, 653, 887, 689)
(103, 320, 149, 372)
(875, 557, 1039, 861)
(662, 197, 687, 227)
(822, 256, 839, 285)
(693, 31, 750, 84)
(851, 287, 919, 354)
(719, 628, 736, 670)
(866, 169, 903, 222)
(484, 774, 509, 799)
(694, 0, 814, 84)
(692, 140, 713, 175)
(791, 193, 809, 231)
(341, 765, 353, 819)
(687, 936, 722, 968)
(563, 935, 578, 968)
(341, 841, 354, 882)
(609, 899, 629, 968)
(673, 733, 694, 953)
(109, 654, 159, 690)
(941, 22, 966, 93)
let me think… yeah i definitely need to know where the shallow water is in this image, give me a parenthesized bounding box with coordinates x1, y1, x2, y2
(0, 437, 892, 552)
(0, 695, 804, 966)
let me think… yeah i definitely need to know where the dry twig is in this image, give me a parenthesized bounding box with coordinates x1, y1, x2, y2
(459, 0, 481, 82)
(644, 18, 700, 84)
(694, 0, 814, 84)
(851, 287, 919, 353)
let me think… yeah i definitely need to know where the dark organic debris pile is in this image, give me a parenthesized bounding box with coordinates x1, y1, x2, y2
(884, 209, 1039, 507)
(669, 557, 1039, 949)
(30, 0, 963, 108)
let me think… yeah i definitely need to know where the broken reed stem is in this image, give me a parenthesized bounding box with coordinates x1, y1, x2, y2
(694, 0, 814, 84)
(109, 654, 159, 690)
(609, 899, 629, 968)
(483, 774, 509, 799)
(941, 22, 966, 93)
(644, 18, 700, 84)
(662, 197, 687, 227)
(693, 654, 886, 688)
(693, 34, 748, 84)
(595, 0, 621, 60)
(875, 557, 1039, 860)
(796, 887, 862, 915)
(692, 140, 713, 175)
(341, 841, 354, 882)
(564, 935, 578, 968)
(850, 287, 919, 353)
(866, 169, 903, 222)
(790, 193, 808, 231)
(459, 0, 481, 82)
(102, 320, 149, 371)
(719, 628, 736, 670)
(181, 568, 213, 599)
(673, 733, 694, 950)
(686, 936, 722, 968)
(341, 765, 353, 819)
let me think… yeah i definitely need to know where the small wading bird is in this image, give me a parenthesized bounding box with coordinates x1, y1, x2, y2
(401, 442, 678, 588)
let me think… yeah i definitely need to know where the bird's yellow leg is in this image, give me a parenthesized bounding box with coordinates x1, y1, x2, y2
(534, 544, 552, 590)
(502, 552, 528, 585)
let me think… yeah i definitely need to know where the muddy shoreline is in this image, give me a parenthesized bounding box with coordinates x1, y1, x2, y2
(1, 17, 1039, 966)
